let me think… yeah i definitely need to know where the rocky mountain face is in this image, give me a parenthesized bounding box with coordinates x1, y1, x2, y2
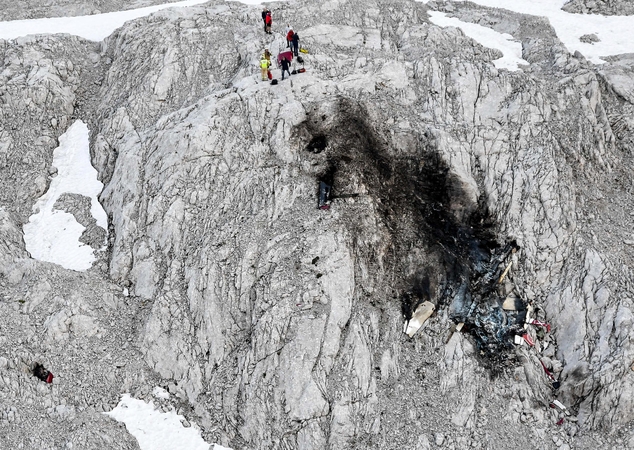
(0, 0, 180, 21)
(563, 0, 634, 16)
(2, 0, 634, 449)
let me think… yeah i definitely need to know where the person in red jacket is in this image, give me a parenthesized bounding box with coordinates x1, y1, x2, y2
(286, 26, 294, 48)
(265, 10, 272, 34)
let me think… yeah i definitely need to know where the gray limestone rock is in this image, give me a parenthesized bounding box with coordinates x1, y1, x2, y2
(2, 0, 634, 449)
(563, 0, 634, 16)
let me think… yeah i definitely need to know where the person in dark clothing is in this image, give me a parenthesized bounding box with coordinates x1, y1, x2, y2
(280, 56, 291, 80)
(291, 32, 300, 57)
(261, 8, 267, 32)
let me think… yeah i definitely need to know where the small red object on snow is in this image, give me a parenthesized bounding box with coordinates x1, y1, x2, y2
(556, 418, 565, 426)
(522, 333, 535, 347)
(529, 319, 551, 333)
(46, 372, 54, 384)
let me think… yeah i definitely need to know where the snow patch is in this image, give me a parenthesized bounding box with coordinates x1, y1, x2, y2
(23, 120, 107, 272)
(428, 11, 527, 71)
(0, 0, 269, 42)
(152, 386, 170, 399)
(106, 394, 231, 450)
(420, 0, 634, 64)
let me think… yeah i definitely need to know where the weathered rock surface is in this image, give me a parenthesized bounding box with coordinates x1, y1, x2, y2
(2, 0, 634, 449)
(563, 0, 634, 16)
(0, 0, 184, 21)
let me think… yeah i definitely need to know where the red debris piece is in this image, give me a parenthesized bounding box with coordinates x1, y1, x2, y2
(33, 363, 53, 383)
(528, 319, 551, 333)
(556, 418, 565, 426)
(540, 360, 556, 381)
(522, 333, 535, 347)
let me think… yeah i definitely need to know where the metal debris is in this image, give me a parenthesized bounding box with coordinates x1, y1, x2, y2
(404, 301, 435, 337)
(522, 333, 535, 347)
(528, 319, 551, 332)
(502, 296, 522, 311)
(32, 363, 54, 384)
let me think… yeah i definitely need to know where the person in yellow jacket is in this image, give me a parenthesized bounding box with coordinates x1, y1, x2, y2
(260, 56, 271, 81)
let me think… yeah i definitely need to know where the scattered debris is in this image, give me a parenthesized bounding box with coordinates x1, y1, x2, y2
(445, 321, 465, 343)
(528, 319, 551, 332)
(450, 241, 524, 359)
(556, 417, 565, 426)
(514, 335, 524, 346)
(497, 249, 516, 284)
(522, 333, 535, 347)
(551, 400, 567, 411)
(404, 301, 435, 337)
(502, 296, 522, 311)
(540, 360, 556, 381)
(32, 363, 54, 384)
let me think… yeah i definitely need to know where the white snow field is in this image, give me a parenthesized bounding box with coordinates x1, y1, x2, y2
(106, 394, 232, 450)
(0, 0, 265, 42)
(23, 120, 108, 272)
(428, 11, 528, 70)
(419, 0, 634, 64)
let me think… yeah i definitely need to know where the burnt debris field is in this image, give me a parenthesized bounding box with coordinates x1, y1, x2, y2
(296, 98, 526, 365)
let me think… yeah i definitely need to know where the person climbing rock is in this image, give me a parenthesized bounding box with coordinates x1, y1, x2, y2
(265, 10, 272, 34)
(291, 31, 300, 57)
(280, 56, 291, 80)
(285, 25, 294, 48)
(261, 7, 268, 32)
(260, 55, 271, 81)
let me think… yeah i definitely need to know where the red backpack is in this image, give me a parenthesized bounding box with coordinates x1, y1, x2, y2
(266, 14, 272, 25)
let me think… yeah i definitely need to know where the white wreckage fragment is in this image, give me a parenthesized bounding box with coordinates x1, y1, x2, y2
(552, 400, 566, 411)
(502, 296, 522, 311)
(404, 301, 435, 337)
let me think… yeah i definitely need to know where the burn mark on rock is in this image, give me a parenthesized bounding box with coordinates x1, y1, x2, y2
(294, 97, 523, 365)
(306, 135, 328, 153)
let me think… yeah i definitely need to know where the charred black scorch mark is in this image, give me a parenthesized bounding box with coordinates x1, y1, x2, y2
(294, 98, 525, 365)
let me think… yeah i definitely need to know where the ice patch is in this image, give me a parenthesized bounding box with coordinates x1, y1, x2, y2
(23, 120, 107, 271)
(428, 11, 527, 71)
(106, 394, 231, 450)
(420, 0, 634, 64)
